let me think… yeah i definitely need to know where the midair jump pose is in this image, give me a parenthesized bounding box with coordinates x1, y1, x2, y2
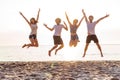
(19, 9, 40, 48)
(82, 9, 109, 57)
(44, 18, 68, 56)
(65, 12, 84, 47)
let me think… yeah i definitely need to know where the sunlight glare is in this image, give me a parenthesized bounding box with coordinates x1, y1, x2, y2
(63, 44, 83, 61)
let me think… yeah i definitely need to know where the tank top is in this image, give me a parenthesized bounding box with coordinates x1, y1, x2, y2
(30, 24, 38, 35)
(70, 25, 78, 33)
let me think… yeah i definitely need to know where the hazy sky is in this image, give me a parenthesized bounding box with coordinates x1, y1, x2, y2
(0, 0, 120, 46)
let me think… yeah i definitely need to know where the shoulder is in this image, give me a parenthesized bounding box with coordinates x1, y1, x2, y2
(53, 25, 57, 28)
(86, 21, 90, 24)
(60, 24, 65, 27)
(93, 21, 97, 24)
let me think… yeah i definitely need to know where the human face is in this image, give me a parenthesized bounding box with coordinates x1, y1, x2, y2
(89, 15, 94, 22)
(30, 18, 36, 24)
(73, 19, 78, 25)
(55, 18, 61, 25)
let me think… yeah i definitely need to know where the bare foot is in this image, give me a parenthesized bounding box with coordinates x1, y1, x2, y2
(48, 50, 51, 56)
(101, 54, 104, 57)
(22, 44, 26, 48)
(78, 40, 80, 42)
(55, 49, 58, 55)
(82, 55, 85, 57)
(27, 45, 31, 48)
(101, 52, 103, 57)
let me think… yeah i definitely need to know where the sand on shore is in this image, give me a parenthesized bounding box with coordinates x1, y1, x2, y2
(0, 61, 120, 80)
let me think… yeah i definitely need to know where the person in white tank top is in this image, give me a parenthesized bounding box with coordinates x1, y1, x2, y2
(82, 9, 109, 57)
(19, 8, 40, 48)
(44, 18, 68, 56)
(30, 24, 38, 35)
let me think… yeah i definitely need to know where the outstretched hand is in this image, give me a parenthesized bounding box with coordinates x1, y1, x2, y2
(82, 9, 85, 13)
(19, 12, 22, 15)
(106, 14, 109, 17)
(38, 8, 40, 13)
(43, 24, 47, 27)
(65, 12, 68, 17)
(63, 21, 66, 24)
(63, 21, 68, 31)
(65, 12, 67, 15)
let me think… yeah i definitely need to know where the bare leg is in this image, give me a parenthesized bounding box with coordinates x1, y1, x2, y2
(22, 38, 37, 48)
(49, 45, 58, 56)
(34, 39, 39, 47)
(83, 43, 89, 57)
(96, 43, 103, 57)
(69, 40, 73, 47)
(27, 39, 35, 48)
(22, 44, 27, 48)
(22, 40, 34, 48)
(73, 40, 78, 47)
(55, 44, 64, 55)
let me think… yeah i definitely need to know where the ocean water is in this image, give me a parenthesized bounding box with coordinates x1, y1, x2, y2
(0, 44, 120, 61)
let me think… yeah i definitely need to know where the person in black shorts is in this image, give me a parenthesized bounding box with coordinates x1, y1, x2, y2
(82, 9, 109, 57)
(19, 9, 40, 48)
(44, 18, 68, 56)
(86, 35, 98, 43)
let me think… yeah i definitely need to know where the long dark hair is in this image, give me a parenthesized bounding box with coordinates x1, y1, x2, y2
(30, 18, 37, 24)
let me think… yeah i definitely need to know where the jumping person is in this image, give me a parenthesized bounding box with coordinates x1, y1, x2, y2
(19, 8, 40, 48)
(82, 9, 109, 57)
(65, 12, 84, 47)
(44, 18, 68, 56)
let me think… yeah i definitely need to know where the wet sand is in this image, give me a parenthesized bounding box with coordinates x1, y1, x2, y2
(0, 61, 120, 80)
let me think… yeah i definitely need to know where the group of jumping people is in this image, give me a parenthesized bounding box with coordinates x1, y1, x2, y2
(19, 8, 109, 57)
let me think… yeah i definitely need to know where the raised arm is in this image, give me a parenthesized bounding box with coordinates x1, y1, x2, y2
(36, 8, 40, 22)
(19, 12, 30, 25)
(77, 16, 84, 27)
(43, 24, 54, 31)
(65, 12, 72, 25)
(82, 9, 88, 23)
(63, 21, 68, 31)
(96, 14, 109, 24)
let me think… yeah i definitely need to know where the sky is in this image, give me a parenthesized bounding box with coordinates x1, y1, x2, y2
(0, 0, 120, 46)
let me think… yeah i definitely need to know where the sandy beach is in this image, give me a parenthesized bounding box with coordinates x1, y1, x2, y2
(0, 61, 120, 80)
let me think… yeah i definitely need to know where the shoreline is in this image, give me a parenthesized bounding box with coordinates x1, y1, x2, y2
(0, 60, 120, 62)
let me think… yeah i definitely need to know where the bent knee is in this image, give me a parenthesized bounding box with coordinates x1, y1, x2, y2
(35, 44, 39, 47)
(36, 45, 39, 47)
(61, 44, 64, 47)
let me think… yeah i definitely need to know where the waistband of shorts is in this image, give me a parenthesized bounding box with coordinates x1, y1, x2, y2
(29, 34, 36, 36)
(71, 33, 77, 35)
